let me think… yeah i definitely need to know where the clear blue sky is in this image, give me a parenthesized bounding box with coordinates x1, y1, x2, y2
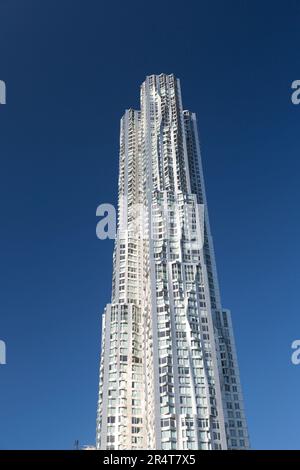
(0, 0, 299, 450)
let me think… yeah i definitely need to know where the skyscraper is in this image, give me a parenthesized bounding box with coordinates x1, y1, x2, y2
(96, 74, 249, 450)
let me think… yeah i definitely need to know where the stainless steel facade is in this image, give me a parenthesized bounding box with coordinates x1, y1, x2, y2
(96, 74, 249, 450)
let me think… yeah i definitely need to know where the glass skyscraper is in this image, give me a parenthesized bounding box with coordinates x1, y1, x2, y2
(96, 74, 249, 450)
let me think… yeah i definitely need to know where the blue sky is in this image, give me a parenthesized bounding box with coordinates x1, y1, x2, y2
(0, 0, 299, 449)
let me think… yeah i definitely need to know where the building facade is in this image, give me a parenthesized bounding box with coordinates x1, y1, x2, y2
(96, 74, 249, 450)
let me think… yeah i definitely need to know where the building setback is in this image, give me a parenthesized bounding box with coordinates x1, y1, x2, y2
(96, 74, 249, 450)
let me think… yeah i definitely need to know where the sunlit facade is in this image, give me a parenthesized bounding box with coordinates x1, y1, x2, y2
(96, 74, 249, 450)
